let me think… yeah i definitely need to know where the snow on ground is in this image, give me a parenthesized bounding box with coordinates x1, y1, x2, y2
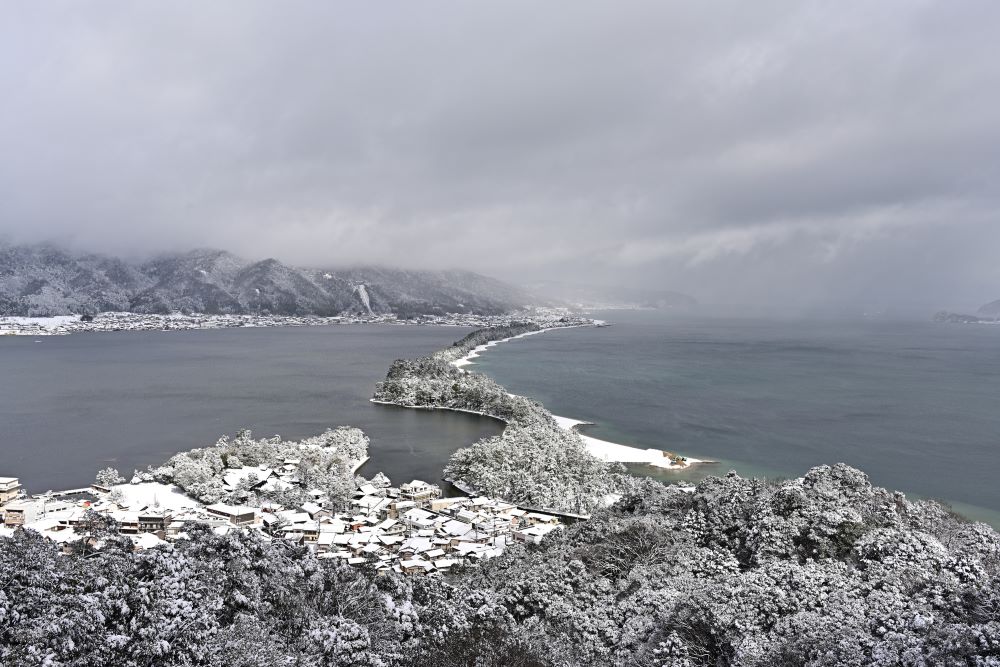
(451, 327, 566, 369)
(553, 416, 703, 469)
(0, 315, 79, 329)
(453, 341, 497, 368)
(111, 482, 201, 511)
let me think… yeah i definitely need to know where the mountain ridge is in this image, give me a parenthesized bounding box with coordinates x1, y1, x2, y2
(0, 243, 539, 317)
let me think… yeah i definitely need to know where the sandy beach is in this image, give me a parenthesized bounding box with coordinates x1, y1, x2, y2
(552, 416, 702, 469)
(451, 326, 575, 369)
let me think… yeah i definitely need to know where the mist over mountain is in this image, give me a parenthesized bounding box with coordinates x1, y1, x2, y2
(978, 299, 1000, 319)
(932, 297, 1000, 324)
(0, 244, 538, 317)
(3, 3, 1000, 311)
(527, 281, 696, 310)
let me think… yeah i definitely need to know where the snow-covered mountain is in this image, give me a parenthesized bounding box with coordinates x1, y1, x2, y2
(322, 266, 540, 318)
(0, 244, 538, 317)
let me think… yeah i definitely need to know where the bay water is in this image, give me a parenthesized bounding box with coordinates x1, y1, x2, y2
(471, 311, 1000, 526)
(0, 325, 502, 493)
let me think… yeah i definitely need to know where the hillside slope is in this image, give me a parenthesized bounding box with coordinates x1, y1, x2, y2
(2, 463, 998, 665)
(0, 244, 537, 317)
(978, 299, 1000, 318)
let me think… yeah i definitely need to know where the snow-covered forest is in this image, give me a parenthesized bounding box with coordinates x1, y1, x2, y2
(0, 244, 538, 317)
(148, 427, 368, 508)
(4, 326, 1000, 665)
(373, 324, 629, 513)
(433, 324, 543, 363)
(3, 464, 999, 665)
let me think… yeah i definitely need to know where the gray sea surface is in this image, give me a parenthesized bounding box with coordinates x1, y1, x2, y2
(0, 325, 503, 493)
(471, 311, 1000, 526)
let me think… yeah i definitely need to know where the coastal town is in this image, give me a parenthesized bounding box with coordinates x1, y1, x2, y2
(0, 313, 698, 576)
(0, 470, 563, 576)
(0, 313, 606, 577)
(0, 308, 596, 336)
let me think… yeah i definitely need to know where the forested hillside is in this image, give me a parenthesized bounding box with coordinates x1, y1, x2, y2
(0, 243, 537, 317)
(373, 324, 629, 514)
(3, 464, 998, 666)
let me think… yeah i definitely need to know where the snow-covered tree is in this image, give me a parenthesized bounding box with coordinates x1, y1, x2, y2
(95, 466, 125, 488)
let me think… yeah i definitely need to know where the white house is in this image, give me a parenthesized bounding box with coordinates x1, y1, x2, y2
(205, 503, 260, 526)
(0, 477, 22, 504)
(513, 523, 562, 545)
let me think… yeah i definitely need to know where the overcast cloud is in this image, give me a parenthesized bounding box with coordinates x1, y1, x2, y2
(1, 1, 998, 310)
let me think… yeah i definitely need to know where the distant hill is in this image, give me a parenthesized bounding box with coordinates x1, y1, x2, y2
(978, 299, 1000, 318)
(933, 311, 992, 324)
(528, 280, 696, 310)
(0, 244, 538, 317)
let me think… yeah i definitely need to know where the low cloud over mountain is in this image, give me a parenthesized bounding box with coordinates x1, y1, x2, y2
(2, 2, 999, 311)
(0, 244, 537, 317)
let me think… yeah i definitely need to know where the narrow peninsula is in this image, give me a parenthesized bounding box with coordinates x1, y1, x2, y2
(372, 320, 703, 515)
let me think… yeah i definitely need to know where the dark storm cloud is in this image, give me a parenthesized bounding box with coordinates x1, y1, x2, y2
(1, 0, 998, 309)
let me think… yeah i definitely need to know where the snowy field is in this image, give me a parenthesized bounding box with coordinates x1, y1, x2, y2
(110, 482, 202, 511)
(0, 315, 80, 332)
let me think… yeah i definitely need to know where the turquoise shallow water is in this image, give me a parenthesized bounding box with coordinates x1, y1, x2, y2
(471, 311, 1000, 527)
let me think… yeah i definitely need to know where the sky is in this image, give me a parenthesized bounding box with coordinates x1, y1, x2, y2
(1, 1, 999, 312)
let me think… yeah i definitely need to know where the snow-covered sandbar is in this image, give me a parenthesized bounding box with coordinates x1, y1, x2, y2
(448, 322, 705, 470)
(553, 416, 704, 470)
(451, 323, 605, 369)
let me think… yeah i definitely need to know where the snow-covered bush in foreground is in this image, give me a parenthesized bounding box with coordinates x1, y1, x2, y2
(0, 465, 1000, 667)
(3, 464, 999, 666)
(443, 464, 1000, 666)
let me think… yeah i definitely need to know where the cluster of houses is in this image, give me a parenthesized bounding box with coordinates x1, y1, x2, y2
(0, 312, 363, 336)
(0, 472, 563, 576)
(0, 308, 595, 337)
(267, 479, 563, 575)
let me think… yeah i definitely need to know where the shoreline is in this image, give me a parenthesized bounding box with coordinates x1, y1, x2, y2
(450, 323, 601, 369)
(0, 310, 575, 337)
(370, 398, 505, 423)
(552, 416, 707, 470)
(351, 455, 371, 475)
(447, 324, 707, 471)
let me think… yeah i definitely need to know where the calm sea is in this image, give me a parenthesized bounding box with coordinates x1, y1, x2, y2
(471, 311, 1000, 526)
(6, 315, 1000, 526)
(0, 325, 502, 493)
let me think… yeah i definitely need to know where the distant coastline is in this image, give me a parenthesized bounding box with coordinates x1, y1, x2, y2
(0, 310, 571, 336)
(933, 310, 999, 325)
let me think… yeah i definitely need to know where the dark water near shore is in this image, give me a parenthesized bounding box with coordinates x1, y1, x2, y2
(472, 311, 1000, 526)
(0, 325, 502, 493)
(6, 314, 1000, 526)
